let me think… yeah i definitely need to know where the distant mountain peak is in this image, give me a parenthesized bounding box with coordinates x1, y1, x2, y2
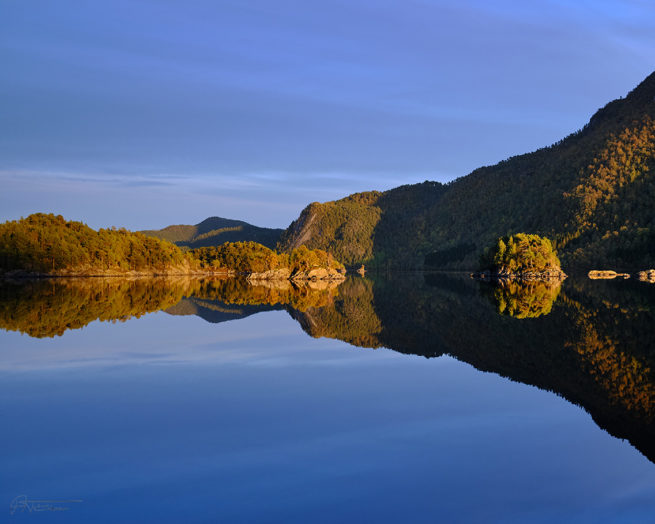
(142, 217, 283, 249)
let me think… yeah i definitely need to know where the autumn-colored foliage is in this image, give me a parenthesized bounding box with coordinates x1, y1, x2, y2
(0, 213, 189, 273)
(491, 280, 561, 318)
(278, 72, 655, 270)
(0, 214, 345, 276)
(479, 233, 562, 274)
(191, 242, 344, 274)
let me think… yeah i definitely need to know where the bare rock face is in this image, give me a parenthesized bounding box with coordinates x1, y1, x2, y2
(245, 266, 345, 282)
(638, 270, 655, 283)
(291, 267, 346, 281)
(246, 268, 292, 281)
(277, 203, 320, 251)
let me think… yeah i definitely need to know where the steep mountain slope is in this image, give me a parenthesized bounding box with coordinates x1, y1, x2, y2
(279, 71, 655, 270)
(143, 216, 283, 249)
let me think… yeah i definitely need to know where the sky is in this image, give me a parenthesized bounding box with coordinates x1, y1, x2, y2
(1, 0, 654, 230)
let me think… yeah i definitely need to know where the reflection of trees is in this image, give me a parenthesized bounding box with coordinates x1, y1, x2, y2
(566, 308, 655, 417)
(4, 272, 655, 464)
(292, 273, 655, 463)
(560, 279, 655, 419)
(190, 278, 340, 312)
(289, 277, 382, 348)
(0, 278, 192, 338)
(0, 277, 342, 338)
(488, 280, 561, 318)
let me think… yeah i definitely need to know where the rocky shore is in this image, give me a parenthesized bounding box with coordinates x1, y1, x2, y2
(471, 269, 567, 282)
(0, 267, 235, 279)
(588, 270, 630, 279)
(246, 266, 346, 282)
(2, 265, 347, 282)
(585, 269, 655, 282)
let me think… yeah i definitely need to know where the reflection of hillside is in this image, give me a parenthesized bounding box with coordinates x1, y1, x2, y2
(289, 277, 382, 348)
(560, 279, 655, 420)
(0, 278, 193, 338)
(192, 278, 341, 312)
(3, 272, 655, 464)
(289, 272, 655, 462)
(0, 277, 342, 337)
(166, 297, 281, 324)
(382, 275, 655, 463)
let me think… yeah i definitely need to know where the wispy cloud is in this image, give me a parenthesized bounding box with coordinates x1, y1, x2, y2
(1, 0, 653, 228)
(0, 167, 441, 229)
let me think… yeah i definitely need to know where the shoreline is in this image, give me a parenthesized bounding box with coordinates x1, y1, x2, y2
(470, 270, 567, 282)
(0, 268, 347, 282)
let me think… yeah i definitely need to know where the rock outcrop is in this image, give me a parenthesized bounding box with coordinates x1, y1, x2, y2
(291, 267, 346, 281)
(246, 268, 292, 281)
(638, 270, 655, 283)
(588, 270, 630, 280)
(471, 269, 567, 282)
(246, 266, 346, 282)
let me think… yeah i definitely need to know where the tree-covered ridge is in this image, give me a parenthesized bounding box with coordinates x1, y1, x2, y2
(0, 215, 346, 277)
(191, 242, 345, 275)
(0, 213, 190, 274)
(561, 116, 655, 268)
(192, 241, 283, 272)
(142, 216, 283, 249)
(277, 192, 384, 266)
(280, 71, 655, 270)
(478, 233, 562, 275)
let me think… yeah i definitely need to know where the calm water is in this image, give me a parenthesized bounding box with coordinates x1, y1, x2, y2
(2, 275, 655, 522)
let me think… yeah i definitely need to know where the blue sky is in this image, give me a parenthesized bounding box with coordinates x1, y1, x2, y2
(1, 0, 654, 229)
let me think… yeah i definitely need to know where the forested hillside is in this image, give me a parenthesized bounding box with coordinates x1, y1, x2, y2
(0, 213, 191, 274)
(279, 71, 655, 271)
(142, 216, 283, 249)
(0, 214, 343, 278)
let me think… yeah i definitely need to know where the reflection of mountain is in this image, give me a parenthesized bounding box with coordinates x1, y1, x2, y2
(292, 274, 655, 464)
(2, 274, 655, 464)
(166, 298, 281, 324)
(0, 277, 341, 337)
(288, 277, 382, 348)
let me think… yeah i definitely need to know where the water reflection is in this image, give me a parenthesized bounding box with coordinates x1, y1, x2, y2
(480, 279, 561, 318)
(0, 277, 188, 338)
(0, 277, 340, 337)
(1, 274, 655, 464)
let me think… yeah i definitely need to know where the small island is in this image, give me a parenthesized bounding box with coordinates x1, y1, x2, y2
(639, 270, 655, 283)
(587, 270, 630, 280)
(0, 214, 345, 281)
(473, 233, 566, 281)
